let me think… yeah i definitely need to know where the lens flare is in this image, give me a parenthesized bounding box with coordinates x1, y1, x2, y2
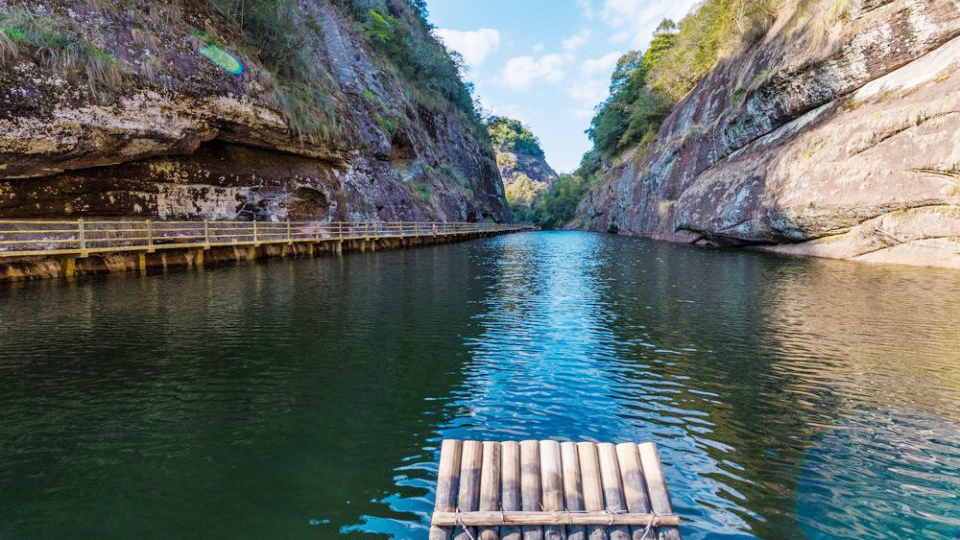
(199, 44, 244, 76)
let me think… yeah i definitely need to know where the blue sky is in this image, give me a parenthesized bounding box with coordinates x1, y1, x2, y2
(426, 0, 700, 172)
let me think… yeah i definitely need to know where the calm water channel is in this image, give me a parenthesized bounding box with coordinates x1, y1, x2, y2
(1, 231, 959, 540)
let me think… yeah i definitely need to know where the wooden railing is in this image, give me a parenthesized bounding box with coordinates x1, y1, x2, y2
(0, 219, 527, 259)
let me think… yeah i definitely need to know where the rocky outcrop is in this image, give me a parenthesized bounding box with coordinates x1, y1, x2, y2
(487, 116, 556, 209)
(578, 0, 960, 268)
(496, 148, 557, 188)
(496, 147, 557, 207)
(0, 0, 508, 223)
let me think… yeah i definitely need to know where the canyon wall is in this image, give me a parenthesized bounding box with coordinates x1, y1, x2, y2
(0, 0, 508, 223)
(578, 0, 960, 268)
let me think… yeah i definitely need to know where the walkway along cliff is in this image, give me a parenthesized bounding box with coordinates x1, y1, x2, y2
(576, 0, 960, 269)
(0, 0, 508, 224)
(0, 0, 512, 280)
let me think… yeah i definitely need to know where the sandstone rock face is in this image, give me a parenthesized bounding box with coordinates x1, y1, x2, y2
(578, 0, 960, 268)
(0, 0, 508, 223)
(496, 149, 558, 188)
(496, 148, 557, 206)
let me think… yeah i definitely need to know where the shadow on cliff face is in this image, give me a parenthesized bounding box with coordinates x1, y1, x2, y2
(0, 141, 347, 221)
(0, 138, 467, 222)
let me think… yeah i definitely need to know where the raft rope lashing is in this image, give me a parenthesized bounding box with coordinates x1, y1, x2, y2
(447, 504, 676, 533)
(455, 508, 476, 540)
(640, 510, 661, 540)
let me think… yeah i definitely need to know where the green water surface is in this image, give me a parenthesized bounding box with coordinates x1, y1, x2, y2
(1, 231, 958, 539)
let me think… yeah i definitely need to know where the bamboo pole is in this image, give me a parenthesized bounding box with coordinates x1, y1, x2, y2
(431, 512, 681, 527)
(455, 441, 483, 540)
(560, 442, 586, 540)
(501, 441, 522, 540)
(597, 444, 630, 540)
(540, 441, 565, 540)
(479, 442, 501, 540)
(616, 443, 652, 540)
(576, 443, 609, 540)
(520, 440, 543, 540)
(430, 440, 463, 540)
(637, 444, 681, 540)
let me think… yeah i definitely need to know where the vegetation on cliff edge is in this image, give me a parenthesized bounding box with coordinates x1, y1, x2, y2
(486, 116, 563, 224)
(587, 0, 776, 168)
(1, 0, 485, 146)
(487, 116, 546, 159)
(208, 0, 484, 140)
(0, 7, 124, 102)
(545, 0, 780, 228)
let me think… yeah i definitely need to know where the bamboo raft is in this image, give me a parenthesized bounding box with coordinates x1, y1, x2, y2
(430, 440, 682, 540)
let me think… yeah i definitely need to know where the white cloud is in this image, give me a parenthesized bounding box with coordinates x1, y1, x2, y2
(533, 43, 545, 53)
(581, 51, 622, 76)
(499, 53, 574, 91)
(599, 0, 699, 49)
(577, 0, 596, 19)
(490, 102, 536, 125)
(434, 28, 501, 68)
(571, 107, 597, 119)
(564, 52, 623, 109)
(562, 29, 592, 52)
(568, 78, 610, 106)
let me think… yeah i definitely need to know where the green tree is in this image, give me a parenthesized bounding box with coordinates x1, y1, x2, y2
(532, 174, 590, 228)
(587, 47, 670, 159)
(486, 117, 545, 158)
(585, 0, 777, 161)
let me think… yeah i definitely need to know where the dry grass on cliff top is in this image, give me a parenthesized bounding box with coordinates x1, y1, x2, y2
(0, 6, 125, 101)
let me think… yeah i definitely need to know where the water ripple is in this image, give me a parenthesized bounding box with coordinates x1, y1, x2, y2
(1, 232, 959, 540)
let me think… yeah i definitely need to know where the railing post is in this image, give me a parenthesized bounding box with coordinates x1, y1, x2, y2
(339, 221, 343, 240)
(253, 220, 258, 244)
(146, 220, 153, 251)
(203, 219, 210, 248)
(78, 219, 86, 253)
(287, 219, 292, 243)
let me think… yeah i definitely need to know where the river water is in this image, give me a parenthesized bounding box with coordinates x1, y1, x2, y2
(1, 231, 958, 540)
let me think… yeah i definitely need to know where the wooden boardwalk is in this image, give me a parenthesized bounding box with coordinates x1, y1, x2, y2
(0, 219, 529, 281)
(0, 220, 526, 259)
(430, 440, 681, 540)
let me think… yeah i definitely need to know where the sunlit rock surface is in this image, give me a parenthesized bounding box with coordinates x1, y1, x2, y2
(577, 0, 960, 268)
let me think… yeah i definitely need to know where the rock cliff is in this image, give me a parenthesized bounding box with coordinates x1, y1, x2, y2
(486, 116, 556, 208)
(0, 0, 508, 223)
(497, 147, 557, 209)
(495, 145, 557, 189)
(578, 0, 960, 268)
